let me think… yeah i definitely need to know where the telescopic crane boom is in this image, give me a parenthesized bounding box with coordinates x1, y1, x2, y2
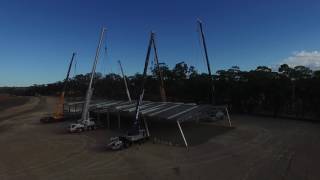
(131, 31, 153, 134)
(118, 60, 132, 102)
(197, 19, 215, 105)
(54, 53, 76, 118)
(40, 52, 76, 123)
(69, 27, 106, 133)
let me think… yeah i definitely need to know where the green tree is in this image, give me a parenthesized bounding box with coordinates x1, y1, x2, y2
(292, 66, 312, 79)
(278, 64, 293, 77)
(255, 66, 271, 72)
(172, 61, 188, 80)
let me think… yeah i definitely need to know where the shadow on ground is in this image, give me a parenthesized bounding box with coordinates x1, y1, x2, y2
(149, 121, 234, 147)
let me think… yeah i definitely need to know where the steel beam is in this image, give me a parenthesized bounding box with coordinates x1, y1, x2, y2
(177, 120, 188, 150)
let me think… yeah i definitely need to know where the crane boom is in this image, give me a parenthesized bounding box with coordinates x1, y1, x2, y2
(80, 27, 106, 122)
(53, 52, 76, 119)
(108, 32, 154, 149)
(130, 32, 153, 135)
(63, 53, 76, 93)
(118, 60, 132, 102)
(197, 19, 215, 105)
(151, 34, 167, 102)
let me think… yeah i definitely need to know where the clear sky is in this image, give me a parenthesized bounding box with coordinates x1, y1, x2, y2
(1, 0, 320, 86)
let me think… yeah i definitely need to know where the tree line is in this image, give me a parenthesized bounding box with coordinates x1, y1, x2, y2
(2, 62, 320, 120)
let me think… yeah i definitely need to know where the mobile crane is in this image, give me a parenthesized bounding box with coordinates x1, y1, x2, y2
(40, 52, 76, 123)
(69, 27, 106, 133)
(108, 32, 156, 150)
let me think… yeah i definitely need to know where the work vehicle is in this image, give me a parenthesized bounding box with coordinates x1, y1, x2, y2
(69, 119, 96, 132)
(108, 129, 148, 150)
(69, 27, 106, 133)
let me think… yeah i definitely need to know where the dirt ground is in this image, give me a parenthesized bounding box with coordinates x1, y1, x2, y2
(0, 94, 29, 112)
(0, 96, 319, 180)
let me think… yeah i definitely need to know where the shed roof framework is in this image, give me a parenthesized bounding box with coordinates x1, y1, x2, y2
(64, 100, 232, 149)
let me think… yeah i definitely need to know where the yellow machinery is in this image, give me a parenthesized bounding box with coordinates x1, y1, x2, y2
(40, 52, 76, 123)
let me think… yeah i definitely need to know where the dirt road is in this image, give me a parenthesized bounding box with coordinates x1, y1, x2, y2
(0, 96, 319, 180)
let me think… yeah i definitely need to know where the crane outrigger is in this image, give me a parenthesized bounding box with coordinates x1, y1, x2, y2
(40, 52, 76, 123)
(69, 27, 106, 133)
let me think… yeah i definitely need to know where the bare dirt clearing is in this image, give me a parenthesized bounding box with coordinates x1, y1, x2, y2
(0, 94, 29, 112)
(0, 96, 319, 180)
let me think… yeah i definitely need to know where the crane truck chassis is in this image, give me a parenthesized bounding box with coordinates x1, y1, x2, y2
(108, 129, 149, 150)
(69, 119, 97, 133)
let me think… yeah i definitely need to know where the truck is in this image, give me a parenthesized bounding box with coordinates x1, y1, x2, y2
(108, 129, 148, 150)
(69, 119, 97, 133)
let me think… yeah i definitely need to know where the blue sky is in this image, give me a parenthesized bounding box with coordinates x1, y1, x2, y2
(1, 0, 320, 86)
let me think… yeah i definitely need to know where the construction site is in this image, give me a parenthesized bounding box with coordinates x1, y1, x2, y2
(1, 94, 320, 180)
(0, 18, 320, 180)
(2, 0, 320, 178)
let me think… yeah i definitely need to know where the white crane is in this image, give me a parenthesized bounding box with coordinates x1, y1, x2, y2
(118, 60, 132, 102)
(69, 27, 106, 133)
